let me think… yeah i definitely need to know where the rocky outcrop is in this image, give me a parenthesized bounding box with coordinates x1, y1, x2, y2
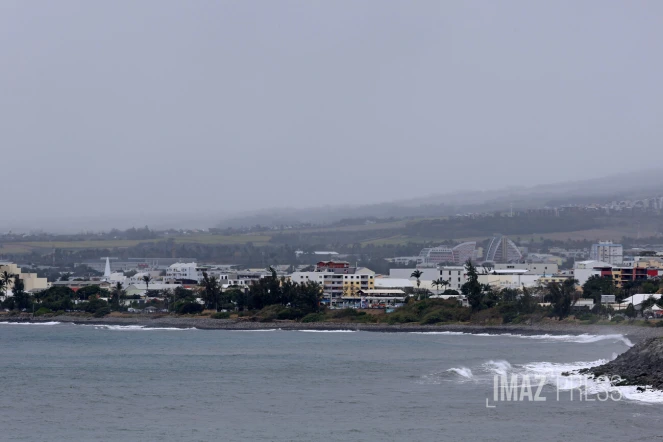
(588, 337, 663, 389)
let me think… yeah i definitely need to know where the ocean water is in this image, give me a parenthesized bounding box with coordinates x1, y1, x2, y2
(0, 323, 661, 441)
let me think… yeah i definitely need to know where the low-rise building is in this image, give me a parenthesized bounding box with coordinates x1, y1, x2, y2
(0, 262, 49, 294)
(494, 263, 559, 275)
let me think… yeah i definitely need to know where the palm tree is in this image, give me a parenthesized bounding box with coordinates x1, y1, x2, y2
(200, 271, 220, 311)
(142, 274, 153, 293)
(410, 270, 423, 290)
(441, 279, 450, 292)
(112, 282, 125, 309)
(1, 271, 15, 296)
(431, 278, 441, 292)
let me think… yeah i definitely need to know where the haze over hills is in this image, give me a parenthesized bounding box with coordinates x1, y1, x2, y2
(3, 170, 661, 234)
(213, 170, 663, 229)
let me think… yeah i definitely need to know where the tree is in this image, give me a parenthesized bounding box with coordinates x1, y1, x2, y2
(431, 278, 441, 292)
(461, 260, 484, 311)
(582, 275, 616, 304)
(11, 276, 30, 311)
(200, 271, 221, 311)
(59, 272, 71, 282)
(440, 279, 450, 291)
(640, 295, 657, 317)
(1, 270, 15, 296)
(545, 279, 578, 320)
(162, 288, 173, 312)
(625, 303, 636, 320)
(142, 274, 152, 292)
(111, 282, 125, 309)
(411, 270, 423, 290)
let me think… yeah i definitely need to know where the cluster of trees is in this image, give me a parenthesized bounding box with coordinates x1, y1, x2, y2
(453, 260, 579, 322)
(197, 268, 322, 317)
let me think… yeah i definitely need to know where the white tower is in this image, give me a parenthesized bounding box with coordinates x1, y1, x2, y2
(100, 257, 118, 280)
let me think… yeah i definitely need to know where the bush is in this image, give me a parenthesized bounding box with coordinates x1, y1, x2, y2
(421, 312, 444, 324)
(211, 312, 231, 319)
(34, 307, 52, 316)
(611, 315, 625, 323)
(469, 308, 503, 325)
(330, 309, 365, 319)
(387, 311, 420, 324)
(177, 302, 204, 315)
(301, 313, 325, 323)
(93, 307, 111, 318)
(276, 309, 305, 320)
(256, 305, 284, 322)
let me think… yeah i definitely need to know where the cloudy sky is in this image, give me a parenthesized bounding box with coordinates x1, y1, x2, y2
(1, 1, 661, 230)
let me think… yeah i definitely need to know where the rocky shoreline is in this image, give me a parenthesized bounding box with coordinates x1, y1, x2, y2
(586, 337, 663, 389)
(4, 314, 663, 342)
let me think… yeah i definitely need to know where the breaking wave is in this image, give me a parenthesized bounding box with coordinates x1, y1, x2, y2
(439, 358, 663, 404)
(85, 325, 196, 331)
(516, 334, 633, 347)
(0, 321, 61, 326)
(298, 330, 357, 333)
(232, 329, 281, 332)
(482, 360, 513, 376)
(409, 331, 633, 347)
(521, 359, 663, 404)
(447, 367, 474, 379)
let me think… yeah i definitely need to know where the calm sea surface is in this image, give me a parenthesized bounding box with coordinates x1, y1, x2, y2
(0, 323, 661, 441)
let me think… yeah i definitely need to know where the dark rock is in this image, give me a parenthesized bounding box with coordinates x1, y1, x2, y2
(589, 337, 663, 390)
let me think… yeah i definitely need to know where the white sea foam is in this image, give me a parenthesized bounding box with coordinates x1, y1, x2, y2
(87, 325, 196, 331)
(482, 360, 513, 376)
(0, 321, 61, 325)
(298, 330, 357, 333)
(520, 359, 663, 404)
(447, 367, 474, 379)
(232, 329, 281, 332)
(409, 331, 633, 347)
(515, 333, 634, 347)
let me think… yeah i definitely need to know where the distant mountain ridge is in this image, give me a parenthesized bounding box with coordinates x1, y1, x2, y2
(216, 170, 663, 228)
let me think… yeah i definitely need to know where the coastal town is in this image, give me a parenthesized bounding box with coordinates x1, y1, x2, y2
(2, 234, 663, 323)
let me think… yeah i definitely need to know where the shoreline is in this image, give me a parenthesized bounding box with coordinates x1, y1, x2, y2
(3, 314, 663, 341)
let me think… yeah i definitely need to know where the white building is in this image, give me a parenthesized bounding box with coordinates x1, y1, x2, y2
(374, 278, 414, 289)
(494, 263, 558, 275)
(291, 267, 375, 303)
(389, 267, 467, 292)
(573, 260, 612, 286)
(437, 266, 468, 291)
(165, 262, 202, 283)
(477, 270, 540, 289)
(590, 241, 623, 265)
(386, 256, 422, 265)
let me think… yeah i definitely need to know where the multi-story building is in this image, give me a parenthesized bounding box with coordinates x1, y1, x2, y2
(0, 262, 49, 294)
(417, 242, 477, 266)
(290, 261, 374, 304)
(484, 236, 522, 263)
(386, 256, 423, 265)
(537, 273, 575, 286)
(590, 241, 623, 265)
(164, 262, 203, 283)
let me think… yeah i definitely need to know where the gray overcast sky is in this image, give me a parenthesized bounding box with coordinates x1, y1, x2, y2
(1, 1, 661, 229)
